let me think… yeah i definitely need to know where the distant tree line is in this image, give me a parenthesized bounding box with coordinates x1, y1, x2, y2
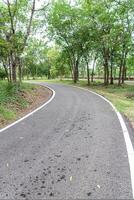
(48, 0, 134, 85)
(0, 0, 134, 85)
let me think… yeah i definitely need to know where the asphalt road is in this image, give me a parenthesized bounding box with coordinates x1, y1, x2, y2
(0, 83, 133, 199)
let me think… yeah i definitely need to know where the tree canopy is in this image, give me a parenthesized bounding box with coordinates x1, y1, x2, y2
(0, 0, 134, 85)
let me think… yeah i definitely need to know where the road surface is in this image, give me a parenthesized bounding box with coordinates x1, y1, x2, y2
(0, 83, 133, 199)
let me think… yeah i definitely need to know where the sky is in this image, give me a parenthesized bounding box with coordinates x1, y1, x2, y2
(35, 0, 76, 9)
(35, 0, 49, 9)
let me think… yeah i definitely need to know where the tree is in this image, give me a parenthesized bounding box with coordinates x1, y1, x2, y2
(0, 0, 36, 83)
(48, 0, 84, 83)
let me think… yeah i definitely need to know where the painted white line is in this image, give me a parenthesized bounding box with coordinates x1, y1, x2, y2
(0, 85, 56, 133)
(72, 85, 134, 198)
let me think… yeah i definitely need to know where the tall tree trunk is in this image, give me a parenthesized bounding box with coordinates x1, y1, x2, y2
(121, 51, 127, 84)
(124, 67, 127, 80)
(12, 62, 17, 82)
(86, 61, 90, 86)
(122, 66, 125, 84)
(73, 59, 79, 83)
(73, 65, 77, 83)
(10, 51, 17, 83)
(110, 55, 113, 84)
(103, 48, 109, 85)
(9, 66, 12, 82)
(17, 57, 22, 83)
(118, 52, 124, 86)
(118, 65, 122, 86)
(8, 57, 12, 82)
(76, 59, 79, 82)
(18, 63, 22, 83)
(107, 66, 109, 84)
(110, 65, 113, 84)
(104, 64, 107, 85)
(104, 61, 109, 85)
(91, 56, 96, 82)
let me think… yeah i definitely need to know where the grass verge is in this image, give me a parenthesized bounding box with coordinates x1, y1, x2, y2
(0, 81, 51, 128)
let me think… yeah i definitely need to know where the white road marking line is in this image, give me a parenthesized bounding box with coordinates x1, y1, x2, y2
(19, 137, 24, 139)
(6, 163, 9, 167)
(72, 85, 134, 199)
(0, 85, 56, 133)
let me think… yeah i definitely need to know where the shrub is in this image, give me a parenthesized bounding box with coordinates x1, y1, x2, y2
(0, 68, 6, 80)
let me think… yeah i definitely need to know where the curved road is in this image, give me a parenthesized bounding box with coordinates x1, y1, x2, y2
(0, 83, 133, 199)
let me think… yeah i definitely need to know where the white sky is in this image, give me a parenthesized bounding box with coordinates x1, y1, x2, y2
(35, 0, 76, 9)
(35, 0, 49, 9)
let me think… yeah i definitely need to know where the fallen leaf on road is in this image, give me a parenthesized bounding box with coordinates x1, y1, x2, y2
(70, 176, 73, 181)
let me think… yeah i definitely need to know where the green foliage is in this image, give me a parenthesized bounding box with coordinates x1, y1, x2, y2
(0, 81, 37, 123)
(47, 0, 134, 83)
(0, 68, 6, 79)
(0, 0, 134, 83)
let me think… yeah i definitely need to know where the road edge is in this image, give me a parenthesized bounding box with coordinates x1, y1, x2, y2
(71, 85, 134, 199)
(0, 85, 56, 133)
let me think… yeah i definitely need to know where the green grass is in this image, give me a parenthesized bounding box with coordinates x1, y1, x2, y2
(31, 78, 134, 127)
(0, 81, 37, 127)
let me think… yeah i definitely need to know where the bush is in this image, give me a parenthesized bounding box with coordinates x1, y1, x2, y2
(0, 68, 7, 80)
(5, 82, 21, 96)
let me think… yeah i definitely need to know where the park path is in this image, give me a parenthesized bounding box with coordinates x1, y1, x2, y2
(0, 82, 133, 199)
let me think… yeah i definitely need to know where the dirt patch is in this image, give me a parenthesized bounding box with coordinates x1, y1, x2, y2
(0, 85, 52, 129)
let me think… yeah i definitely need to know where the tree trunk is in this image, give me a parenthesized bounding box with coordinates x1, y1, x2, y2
(8, 58, 12, 82)
(18, 58, 22, 83)
(12, 63, 17, 82)
(9, 66, 12, 82)
(118, 65, 123, 86)
(73, 59, 79, 83)
(86, 61, 90, 86)
(76, 59, 79, 82)
(91, 56, 96, 82)
(122, 66, 125, 84)
(103, 48, 109, 86)
(104, 61, 109, 85)
(107, 67, 109, 84)
(18, 63, 22, 82)
(121, 52, 127, 84)
(118, 52, 124, 86)
(104, 64, 107, 85)
(110, 55, 113, 84)
(124, 67, 127, 80)
(110, 66, 113, 84)
(73, 65, 77, 83)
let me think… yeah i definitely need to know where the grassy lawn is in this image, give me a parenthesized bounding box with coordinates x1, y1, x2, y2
(0, 81, 39, 127)
(32, 79, 134, 127)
